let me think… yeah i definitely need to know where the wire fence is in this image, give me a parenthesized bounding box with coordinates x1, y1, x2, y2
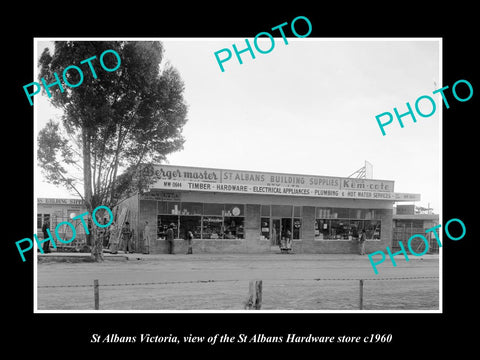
(37, 276, 440, 311)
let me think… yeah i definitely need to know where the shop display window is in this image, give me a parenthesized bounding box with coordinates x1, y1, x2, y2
(330, 219, 350, 239)
(204, 203, 224, 216)
(224, 204, 244, 217)
(332, 208, 350, 219)
(224, 216, 244, 239)
(158, 201, 246, 240)
(158, 201, 181, 215)
(293, 206, 301, 217)
(261, 205, 270, 217)
(157, 215, 179, 239)
(364, 220, 381, 239)
(293, 218, 302, 239)
(315, 219, 330, 239)
(260, 217, 270, 240)
(202, 216, 223, 239)
(179, 216, 202, 239)
(316, 208, 331, 219)
(272, 205, 292, 218)
(349, 220, 363, 238)
(315, 215, 381, 241)
(155, 202, 381, 242)
(349, 209, 362, 219)
(181, 202, 203, 216)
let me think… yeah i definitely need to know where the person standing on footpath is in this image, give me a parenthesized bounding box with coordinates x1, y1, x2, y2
(143, 221, 151, 254)
(286, 229, 292, 252)
(101, 218, 110, 247)
(122, 221, 134, 253)
(86, 218, 93, 246)
(166, 223, 175, 254)
(42, 220, 51, 253)
(108, 220, 118, 253)
(358, 229, 367, 255)
(185, 230, 193, 254)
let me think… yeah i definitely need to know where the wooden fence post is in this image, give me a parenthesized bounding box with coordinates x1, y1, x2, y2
(245, 280, 262, 310)
(94, 279, 99, 310)
(359, 279, 364, 310)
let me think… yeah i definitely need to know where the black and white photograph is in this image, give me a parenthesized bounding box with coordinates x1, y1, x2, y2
(33, 37, 441, 312)
(6, 6, 477, 354)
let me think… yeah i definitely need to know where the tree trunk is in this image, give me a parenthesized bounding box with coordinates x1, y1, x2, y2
(82, 127, 103, 262)
(108, 124, 123, 205)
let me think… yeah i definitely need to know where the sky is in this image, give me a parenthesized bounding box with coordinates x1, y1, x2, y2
(35, 38, 441, 212)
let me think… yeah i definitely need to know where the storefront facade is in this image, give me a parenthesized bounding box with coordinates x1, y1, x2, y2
(115, 165, 420, 254)
(37, 198, 87, 235)
(37, 198, 89, 246)
(392, 205, 440, 253)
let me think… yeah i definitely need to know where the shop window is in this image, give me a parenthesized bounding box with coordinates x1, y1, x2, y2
(315, 217, 381, 241)
(281, 218, 292, 240)
(293, 218, 302, 240)
(224, 204, 244, 217)
(349, 220, 363, 239)
(202, 216, 223, 239)
(314, 219, 320, 239)
(316, 207, 331, 219)
(330, 219, 350, 240)
(332, 208, 349, 219)
(364, 209, 375, 220)
(272, 205, 292, 218)
(204, 203, 224, 216)
(260, 217, 270, 240)
(261, 205, 270, 217)
(293, 206, 301, 217)
(181, 202, 203, 216)
(315, 219, 330, 239)
(349, 209, 362, 219)
(37, 214, 43, 229)
(364, 220, 381, 240)
(179, 216, 202, 239)
(224, 216, 244, 239)
(158, 201, 181, 215)
(157, 215, 179, 239)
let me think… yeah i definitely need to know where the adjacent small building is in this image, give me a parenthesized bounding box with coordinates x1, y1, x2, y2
(37, 197, 87, 233)
(393, 205, 440, 253)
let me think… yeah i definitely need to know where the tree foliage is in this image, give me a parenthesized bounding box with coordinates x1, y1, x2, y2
(38, 41, 187, 204)
(37, 41, 188, 260)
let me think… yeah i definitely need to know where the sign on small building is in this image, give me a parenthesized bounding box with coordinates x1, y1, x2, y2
(396, 205, 415, 215)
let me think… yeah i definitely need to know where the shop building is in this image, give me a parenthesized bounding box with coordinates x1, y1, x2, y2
(37, 198, 89, 247)
(115, 165, 420, 254)
(37, 198, 87, 234)
(392, 205, 440, 253)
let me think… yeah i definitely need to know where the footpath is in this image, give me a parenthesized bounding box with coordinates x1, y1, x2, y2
(37, 251, 440, 263)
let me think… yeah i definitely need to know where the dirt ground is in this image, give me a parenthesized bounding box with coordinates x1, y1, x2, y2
(36, 253, 440, 311)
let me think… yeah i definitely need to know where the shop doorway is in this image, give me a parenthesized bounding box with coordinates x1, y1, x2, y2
(272, 218, 281, 246)
(271, 218, 292, 246)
